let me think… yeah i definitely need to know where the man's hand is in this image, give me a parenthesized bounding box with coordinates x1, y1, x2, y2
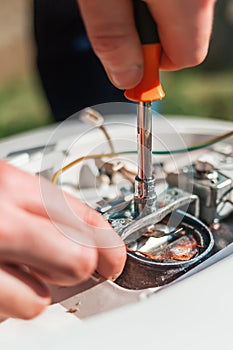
(77, 0, 216, 89)
(0, 161, 126, 320)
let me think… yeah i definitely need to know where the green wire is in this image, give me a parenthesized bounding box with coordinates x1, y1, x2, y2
(52, 129, 233, 184)
(116, 129, 233, 156)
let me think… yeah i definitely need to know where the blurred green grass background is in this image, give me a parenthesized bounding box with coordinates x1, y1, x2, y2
(0, 68, 232, 139)
(161, 69, 233, 121)
(0, 75, 53, 138)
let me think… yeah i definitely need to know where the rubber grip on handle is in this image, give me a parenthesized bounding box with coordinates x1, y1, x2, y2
(124, 0, 165, 102)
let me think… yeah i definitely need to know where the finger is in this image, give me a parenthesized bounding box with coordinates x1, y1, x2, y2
(11, 167, 127, 279)
(0, 162, 122, 246)
(0, 316, 7, 323)
(35, 192, 126, 280)
(95, 246, 126, 281)
(0, 207, 98, 286)
(0, 162, 91, 224)
(78, 208, 127, 280)
(0, 265, 50, 320)
(146, 0, 215, 70)
(77, 0, 143, 89)
(0, 161, 126, 280)
(1, 162, 115, 235)
(44, 191, 127, 279)
(34, 192, 127, 280)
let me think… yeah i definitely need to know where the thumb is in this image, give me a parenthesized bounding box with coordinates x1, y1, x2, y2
(77, 0, 143, 89)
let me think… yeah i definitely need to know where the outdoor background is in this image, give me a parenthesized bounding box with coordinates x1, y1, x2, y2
(0, 0, 232, 138)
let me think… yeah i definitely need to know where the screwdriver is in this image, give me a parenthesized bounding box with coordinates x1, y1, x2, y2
(124, 0, 165, 214)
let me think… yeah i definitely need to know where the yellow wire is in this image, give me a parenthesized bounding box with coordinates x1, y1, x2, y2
(52, 152, 121, 184)
(52, 129, 233, 185)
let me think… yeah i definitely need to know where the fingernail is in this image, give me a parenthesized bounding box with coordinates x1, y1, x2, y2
(37, 295, 51, 306)
(109, 271, 122, 282)
(107, 65, 143, 89)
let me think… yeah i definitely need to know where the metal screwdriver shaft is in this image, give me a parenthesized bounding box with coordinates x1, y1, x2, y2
(124, 0, 165, 215)
(137, 101, 153, 180)
(134, 102, 156, 214)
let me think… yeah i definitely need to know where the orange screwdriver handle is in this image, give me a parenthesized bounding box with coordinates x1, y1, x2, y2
(124, 0, 165, 102)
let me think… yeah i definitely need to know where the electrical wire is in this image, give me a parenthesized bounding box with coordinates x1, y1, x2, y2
(52, 152, 126, 184)
(153, 129, 233, 155)
(52, 129, 233, 184)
